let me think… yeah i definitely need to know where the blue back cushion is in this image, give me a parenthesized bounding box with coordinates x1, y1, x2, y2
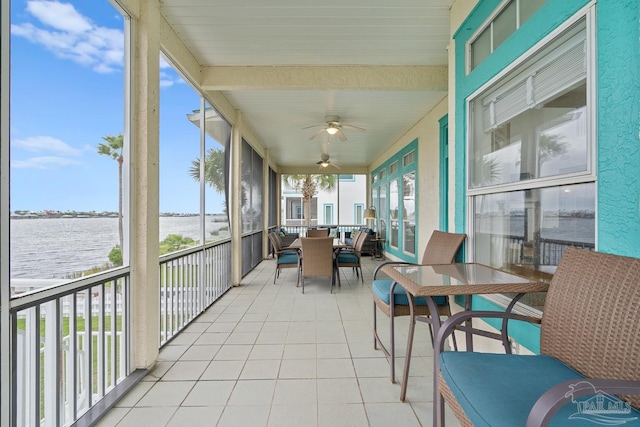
(372, 279, 447, 306)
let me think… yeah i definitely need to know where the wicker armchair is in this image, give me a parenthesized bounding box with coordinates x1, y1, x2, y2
(267, 232, 300, 285)
(434, 248, 640, 427)
(299, 237, 336, 293)
(372, 230, 466, 385)
(307, 228, 329, 237)
(336, 231, 366, 284)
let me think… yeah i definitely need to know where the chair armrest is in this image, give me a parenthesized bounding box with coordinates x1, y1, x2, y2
(526, 379, 640, 427)
(275, 248, 299, 256)
(372, 261, 417, 279)
(434, 310, 542, 355)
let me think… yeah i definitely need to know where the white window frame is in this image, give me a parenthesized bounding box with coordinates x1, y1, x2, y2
(465, 4, 597, 262)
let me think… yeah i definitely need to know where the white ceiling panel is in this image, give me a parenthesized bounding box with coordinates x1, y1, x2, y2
(160, 0, 452, 171)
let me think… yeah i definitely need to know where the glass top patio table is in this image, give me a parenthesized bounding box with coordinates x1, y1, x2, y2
(288, 238, 347, 250)
(381, 263, 548, 297)
(380, 262, 548, 402)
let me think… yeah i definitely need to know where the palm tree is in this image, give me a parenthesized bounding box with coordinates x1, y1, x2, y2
(97, 134, 124, 254)
(189, 147, 225, 193)
(284, 174, 337, 227)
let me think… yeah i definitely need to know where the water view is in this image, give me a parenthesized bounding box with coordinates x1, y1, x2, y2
(10, 215, 229, 280)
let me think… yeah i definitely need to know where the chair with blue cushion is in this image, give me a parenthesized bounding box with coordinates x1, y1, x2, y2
(372, 230, 466, 384)
(268, 232, 300, 285)
(434, 248, 640, 427)
(299, 237, 336, 293)
(336, 231, 366, 284)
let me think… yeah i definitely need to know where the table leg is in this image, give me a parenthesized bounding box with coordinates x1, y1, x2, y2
(400, 293, 441, 402)
(464, 295, 473, 352)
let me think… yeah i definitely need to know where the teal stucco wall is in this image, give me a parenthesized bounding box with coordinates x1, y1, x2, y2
(596, 0, 640, 258)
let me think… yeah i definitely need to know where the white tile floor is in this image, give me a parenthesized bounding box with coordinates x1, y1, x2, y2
(96, 256, 461, 427)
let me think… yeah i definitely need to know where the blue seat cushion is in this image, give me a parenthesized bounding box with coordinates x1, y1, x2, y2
(337, 253, 359, 264)
(277, 253, 298, 265)
(439, 352, 640, 427)
(372, 279, 447, 306)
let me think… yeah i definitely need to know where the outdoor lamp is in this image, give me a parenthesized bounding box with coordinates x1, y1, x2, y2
(363, 206, 376, 220)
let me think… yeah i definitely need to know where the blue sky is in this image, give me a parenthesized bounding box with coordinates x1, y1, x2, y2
(9, 0, 225, 214)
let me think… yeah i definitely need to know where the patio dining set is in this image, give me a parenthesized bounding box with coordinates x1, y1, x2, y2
(268, 228, 640, 427)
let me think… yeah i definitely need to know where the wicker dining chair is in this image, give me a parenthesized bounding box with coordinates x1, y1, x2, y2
(299, 237, 335, 293)
(372, 230, 466, 383)
(435, 248, 640, 427)
(307, 228, 329, 237)
(268, 232, 300, 285)
(336, 231, 366, 283)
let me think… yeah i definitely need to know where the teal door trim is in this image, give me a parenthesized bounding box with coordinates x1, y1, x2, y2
(439, 115, 449, 231)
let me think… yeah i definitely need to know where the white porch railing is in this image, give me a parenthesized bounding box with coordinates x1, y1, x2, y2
(10, 271, 131, 426)
(159, 239, 232, 346)
(9, 237, 233, 425)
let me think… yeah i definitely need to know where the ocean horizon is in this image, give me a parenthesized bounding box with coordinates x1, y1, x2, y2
(10, 216, 230, 281)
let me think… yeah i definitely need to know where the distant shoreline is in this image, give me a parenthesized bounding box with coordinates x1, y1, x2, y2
(11, 211, 227, 220)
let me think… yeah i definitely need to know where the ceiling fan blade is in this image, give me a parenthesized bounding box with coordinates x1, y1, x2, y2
(302, 124, 324, 130)
(336, 128, 347, 142)
(309, 128, 326, 140)
(341, 124, 366, 132)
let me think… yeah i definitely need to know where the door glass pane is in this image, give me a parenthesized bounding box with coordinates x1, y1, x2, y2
(389, 180, 399, 248)
(379, 184, 388, 241)
(403, 172, 416, 255)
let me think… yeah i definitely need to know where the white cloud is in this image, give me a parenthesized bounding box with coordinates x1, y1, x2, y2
(11, 1, 124, 74)
(27, 1, 92, 33)
(11, 156, 83, 170)
(12, 136, 84, 156)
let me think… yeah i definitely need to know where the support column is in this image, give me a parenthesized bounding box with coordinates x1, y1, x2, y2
(231, 111, 243, 285)
(131, 0, 161, 368)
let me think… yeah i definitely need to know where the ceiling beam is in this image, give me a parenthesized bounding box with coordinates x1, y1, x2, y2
(200, 65, 447, 91)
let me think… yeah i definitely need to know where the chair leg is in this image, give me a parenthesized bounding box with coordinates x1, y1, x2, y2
(373, 301, 378, 350)
(399, 310, 416, 402)
(389, 312, 396, 384)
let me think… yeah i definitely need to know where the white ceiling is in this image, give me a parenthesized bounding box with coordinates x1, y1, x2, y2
(160, 0, 453, 171)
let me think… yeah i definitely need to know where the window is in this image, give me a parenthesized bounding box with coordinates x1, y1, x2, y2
(324, 204, 334, 224)
(389, 161, 398, 175)
(9, 0, 128, 292)
(468, 14, 595, 301)
(469, 0, 546, 71)
(281, 174, 366, 227)
(403, 150, 415, 167)
(159, 58, 231, 253)
(354, 204, 364, 225)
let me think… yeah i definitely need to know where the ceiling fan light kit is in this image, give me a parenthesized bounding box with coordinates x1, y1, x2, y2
(305, 115, 365, 142)
(316, 153, 340, 169)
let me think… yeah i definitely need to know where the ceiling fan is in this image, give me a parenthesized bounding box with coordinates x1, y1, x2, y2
(316, 153, 341, 169)
(304, 115, 366, 142)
